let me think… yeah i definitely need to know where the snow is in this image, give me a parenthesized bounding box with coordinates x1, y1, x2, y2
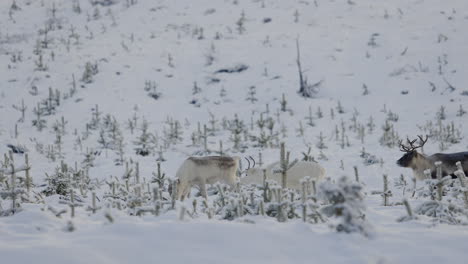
(2, 207, 468, 264)
(1, 0, 468, 263)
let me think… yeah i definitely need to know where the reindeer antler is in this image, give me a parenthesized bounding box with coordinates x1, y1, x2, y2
(249, 156, 256, 168)
(399, 135, 428, 152)
(417, 135, 428, 147)
(244, 157, 251, 170)
(399, 138, 416, 152)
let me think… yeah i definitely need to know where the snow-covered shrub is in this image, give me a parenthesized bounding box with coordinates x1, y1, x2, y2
(379, 120, 399, 148)
(151, 163, 166, 187)
(360, 148, 379, 166)
(163, 118, 183, 145)
(145, 80, 161, 100)
(250, 116, 277, 148)
(0, 167, 25, 216)
(216, 195, 254, 220)
(418, 120, 462, 149)
(42, 161, 94, 197)
(32, 103, 47, 131)
(414, 200, 468, 225)
(134, 119, 155, 156)
(81, 61, 98, 83)
(82, 149, 100, 168)
(319, 177, 372, 236)
(42, 166, 71, 196)
(386, 110, 399, 122)
(90, 0, 119, 6)
(227, 114, 246, 151)
(411, 173, 468, 225)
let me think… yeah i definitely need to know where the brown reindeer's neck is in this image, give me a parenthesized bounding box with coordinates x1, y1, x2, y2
(411, 152, 434, 179)
(411, 152, 431, 168)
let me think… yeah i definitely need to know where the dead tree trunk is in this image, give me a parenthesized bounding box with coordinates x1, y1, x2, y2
(296, 38, 321, 98)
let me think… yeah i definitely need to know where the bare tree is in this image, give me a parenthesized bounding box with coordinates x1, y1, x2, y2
(296, 38, 321, 98)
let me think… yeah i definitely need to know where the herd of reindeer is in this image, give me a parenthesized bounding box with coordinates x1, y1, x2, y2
(174, 135, 468, 200)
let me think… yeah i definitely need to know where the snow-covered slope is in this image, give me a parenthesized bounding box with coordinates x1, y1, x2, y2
(1, 0, 468, 263)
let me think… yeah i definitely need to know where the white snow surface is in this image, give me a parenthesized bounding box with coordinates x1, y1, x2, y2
(1, 0, 468, 263)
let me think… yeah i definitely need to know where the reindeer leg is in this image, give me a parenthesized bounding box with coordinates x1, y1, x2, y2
(179, 183, 190, 201)
(178, 186, 185, 201)
(199, 178, 208, 199)
(176, 182, 183, 200)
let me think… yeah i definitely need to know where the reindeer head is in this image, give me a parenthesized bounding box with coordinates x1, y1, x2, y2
(238, 156, 256, 176)
(396, 135, 428, 168)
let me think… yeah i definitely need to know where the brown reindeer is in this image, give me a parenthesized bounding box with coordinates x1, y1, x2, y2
(397, 135, 468, 180)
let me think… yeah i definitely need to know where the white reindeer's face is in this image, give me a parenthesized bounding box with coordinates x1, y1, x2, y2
(239, 167, 264, 186)
(243, 167, 262, 178)
(237, 156, 257, 177)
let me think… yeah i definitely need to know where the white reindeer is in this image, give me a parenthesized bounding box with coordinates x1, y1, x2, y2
(175, 156, 242, 200)
(241, 160, 326, 190)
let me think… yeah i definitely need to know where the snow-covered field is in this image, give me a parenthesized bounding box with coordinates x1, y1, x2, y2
(1, 0, 468, 263)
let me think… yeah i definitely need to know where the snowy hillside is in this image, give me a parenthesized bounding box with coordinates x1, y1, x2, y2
(1, 0, 468, 263)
